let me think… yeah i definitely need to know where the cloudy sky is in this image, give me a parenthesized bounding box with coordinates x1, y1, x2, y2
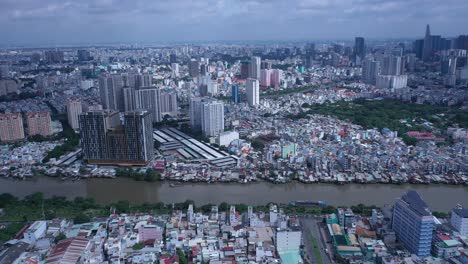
(1, 0, 468, 45)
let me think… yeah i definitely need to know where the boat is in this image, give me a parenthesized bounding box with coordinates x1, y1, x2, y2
(289, 200, 327, 207)
(169, 183, 182, 188)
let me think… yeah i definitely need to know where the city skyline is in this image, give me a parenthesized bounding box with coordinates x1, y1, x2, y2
(1, 0, 468, 45)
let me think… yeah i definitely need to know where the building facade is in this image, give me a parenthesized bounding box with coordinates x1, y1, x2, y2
(67, 99, 83, 130)
(246, 78, 260, 106)
(26, 111, 52, 137)
(392, 191, 434, 257)
(0, 113, 25, 142)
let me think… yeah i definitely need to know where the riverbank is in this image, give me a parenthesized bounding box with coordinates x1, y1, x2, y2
(0, 177, 466, 211)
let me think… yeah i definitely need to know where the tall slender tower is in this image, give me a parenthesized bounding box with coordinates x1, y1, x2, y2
(422, 24, 432, 62)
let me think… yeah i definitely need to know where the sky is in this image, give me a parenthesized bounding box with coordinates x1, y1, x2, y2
(1, 0, 468, 45)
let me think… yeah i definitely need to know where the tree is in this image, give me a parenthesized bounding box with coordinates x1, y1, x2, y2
(177, 249, 188, 264)
(54, 233, 67, 243)
(74, 212, 91, 224)
(132, 242, 145, 250)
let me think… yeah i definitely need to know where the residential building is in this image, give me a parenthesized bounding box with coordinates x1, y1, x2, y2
(135, 87, 162, 123)
(362, 59, 380, 85)
(23, 221, 47, 243)
(26, 111, 52, 137)
(231, 85, 240, 103)
(270, 69, 282, 88)
(249, 56, 261, 79)
(99, 74, 124, 111)
(450, 207, 468, 236)
(0, 79, 19, 96)
(160, 90, 178, 115)
(392, 190, 434, 257)
(66, 99, 83, 130)
(0, 113, 25, 142)
(201, 99, 224, 137)
(123, 87, 136, 112)
(260, 69, 271, 87)
(246, 78, 260, 106)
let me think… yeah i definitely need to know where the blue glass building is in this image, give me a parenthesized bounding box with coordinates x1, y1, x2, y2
(231, 85, 240, 103)
(392, 190, 434, 257)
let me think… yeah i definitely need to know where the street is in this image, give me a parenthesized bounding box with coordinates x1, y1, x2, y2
(301, 216, 334, 264)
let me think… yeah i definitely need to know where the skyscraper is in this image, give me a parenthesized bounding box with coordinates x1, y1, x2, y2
(201, 100, 224, 137)
(270, 69, 283, 88)
(190, 98, 225, 136)
(362, 59, 380, 85)
(99, 74, 124, 111)
(422, 24, 433, 62)
(189, 59, 200, 78)
(249, 56, 261, 79)
(246, 78, 260, 106)
(381, 55, 403, 76)
(160, 90, 178, 115)
(135, 87, 162, 123)
(124, 111, 154, 163)
(231, 85, 240, 104)
(240, 61, 250, 79)
(67, 99, 83, 130)
(392, 191, 434, 257)
(354, 37, 366, 61)
(0, 113, 25, 142)
(123, 87, 136, 112)
(79, 110, 153, 165)
(260, 69, 272, 87)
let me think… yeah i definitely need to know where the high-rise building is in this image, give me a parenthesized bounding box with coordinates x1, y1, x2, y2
(354, 37, 366, 61)
(0, 113, 25, 142)
(169, 53, 177, 63)
(67, 99, 83, 130)
(240, 61, 250, 79)
(249, 56, 261, 79)
(260, 69, 272, 87)
(99, 74, 124, 111)
(362, 59, 380, 85)
(246, 78, 260, 106)
(0, 79, 19, 96)
(450, 206, 468, 237)
(381, 55, 403, 76)
(123, 87, 136, 112)
(392, 191, 434, 257)
(135, 87, 162, 123)
(231, 85, 240, 103)
(201, 100, 224, 137)
(189, 98, 203, 131)
(124, 111, 154, 163)
(190, 98, 224, 137)
(270, 69, 282, 88)
(26, 111, 52, 137)
(79, 110, 153, 165)
(135, 74, 152, 89)
(422, 24, 433, 62)
(0, 65, 10, 79)
(171, 63, 179, 78)
(189, 59, 200, 78)
(160, 90, 178, 115)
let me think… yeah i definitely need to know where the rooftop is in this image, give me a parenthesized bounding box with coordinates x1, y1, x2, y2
(401, 190, 431, 217)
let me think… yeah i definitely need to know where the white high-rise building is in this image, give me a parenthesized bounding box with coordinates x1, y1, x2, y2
(246, 78, 260, 106)
(160, 90, 178, 115)
(201, 100, 224, 137)
(135, 87, 162, 123)
(66, 99, 83, 130)
(171, 63, 179, 78)
(249, 56, 261, 79)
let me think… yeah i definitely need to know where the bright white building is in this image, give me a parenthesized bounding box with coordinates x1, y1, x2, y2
(23, 221, 47, 243)
(451, 207, 468, 236)
(216, 131, 239, 147)
(246, 78, 260, 106)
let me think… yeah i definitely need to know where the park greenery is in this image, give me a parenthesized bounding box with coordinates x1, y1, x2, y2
(115, 168, 161, 182)
(261, 85, 318, 97)
(296, 99, 468, 145)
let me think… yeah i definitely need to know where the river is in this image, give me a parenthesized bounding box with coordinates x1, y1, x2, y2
(0, 177, 466, 211)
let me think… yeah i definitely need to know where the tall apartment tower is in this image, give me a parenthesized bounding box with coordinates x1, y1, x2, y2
(246, 78, 260, 106)
(26, 111, 52, 137)
(392, 191, 434, 257)
(79, 110, 153, 165)
(190, 98, 224, 136)
(99, 74, 124, 111)
(160, 90, 178, 115)
(0, 113, 25, 142)
(362, 59, 380, 85)
(123, 87, 136, 112)
(249, 56, 261, 79)
(135, 87, 162, 123)
(135, 74, 152, 89)
(354, 37, 366, 61)
(201, 100, 224, 137)
(67, 99, 83, 130)
(189, 59, 200, 78)
(124, 111, 154, 163)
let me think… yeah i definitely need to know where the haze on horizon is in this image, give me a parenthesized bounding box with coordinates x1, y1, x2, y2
(1, 0, 468, 46)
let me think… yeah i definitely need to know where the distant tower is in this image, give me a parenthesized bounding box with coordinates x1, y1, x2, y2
(354, 37, 366, 63)
(422, 24, 432, 62)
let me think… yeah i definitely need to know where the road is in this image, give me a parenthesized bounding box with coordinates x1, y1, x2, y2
(301, 216, 334, 264)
